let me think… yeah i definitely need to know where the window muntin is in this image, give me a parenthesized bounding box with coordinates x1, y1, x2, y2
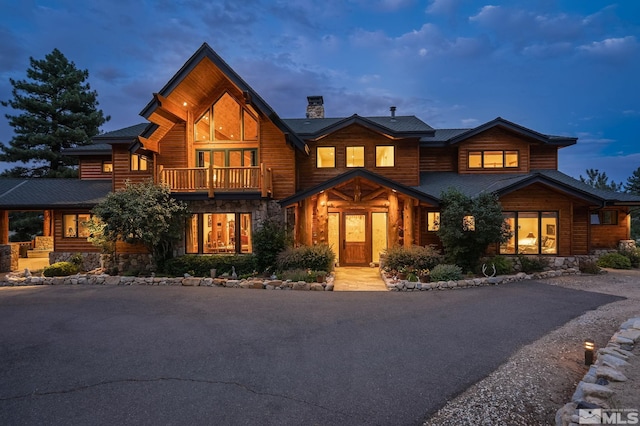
(499, 211, 557, 255)
(468, 150, 518, 169)
(102, 161, 113, 173)
(376, 146, 394, 167)
(194, 92, 258, 142)
(196, 149, 258, 167)
(427, 212, 440, 231)
(63, 214, 91, 238)
(186, 213, 252, 254)
(346, 146, 365, 167)
(130, 154, 149, 171)
(317, 147, 335, 168)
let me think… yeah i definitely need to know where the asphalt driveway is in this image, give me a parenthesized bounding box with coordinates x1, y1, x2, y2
(0, 282, 622, 425)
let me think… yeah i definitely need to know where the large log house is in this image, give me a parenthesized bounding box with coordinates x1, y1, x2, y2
(1, 43, 639, 269)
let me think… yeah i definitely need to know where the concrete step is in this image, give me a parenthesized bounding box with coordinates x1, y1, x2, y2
(27, 250, 51, 258)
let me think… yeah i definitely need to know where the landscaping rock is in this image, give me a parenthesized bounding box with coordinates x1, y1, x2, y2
(182, 278, 201, 286)
(596, 365, 627, 382)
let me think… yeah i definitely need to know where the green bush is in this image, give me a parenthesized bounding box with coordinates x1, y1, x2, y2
(161, 254, 257, 277)
(579, 259, 601, 275)
(383, 245, 442, 272)
(276, 244, 335, 272)
(43, 262, 80, 277)
(252, 217, 290, 273)
(518, 255, 548, 273)
(620, 247, 640, 268)
(597, 252, 632, 269)
(480, 255, 514, 275)
(430, 264, 463, 281)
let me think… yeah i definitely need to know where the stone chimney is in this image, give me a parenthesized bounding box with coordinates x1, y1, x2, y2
(306, 96, 324, 119)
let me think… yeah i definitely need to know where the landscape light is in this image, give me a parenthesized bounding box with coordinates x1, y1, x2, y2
(584, 339, 595, 366)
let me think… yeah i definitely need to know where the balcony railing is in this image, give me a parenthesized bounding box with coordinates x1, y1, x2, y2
(158, 164, 273, 198)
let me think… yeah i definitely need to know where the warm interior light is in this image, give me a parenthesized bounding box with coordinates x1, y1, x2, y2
(526, 232, 535, 238)
(584, 339, 595, 351)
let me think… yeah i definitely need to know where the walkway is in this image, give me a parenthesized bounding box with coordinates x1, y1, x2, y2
(332, 266, 387, 291)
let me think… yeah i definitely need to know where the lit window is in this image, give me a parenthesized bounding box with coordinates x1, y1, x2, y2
(190, 212, 252, 254)
(317, 147, 335, 168)
(463, 215, 475, 231)
(427, 212, 440, 231)
(195, 110, 210, 141)
(468, 151, 518, 169)
(63, 214, 91, 238)
(102, 161, 113, 173)
(194, 92, 258, 142)
(499, 211, 557, 255)
(131, 154, 149, 171)
(346, 146, 364, 167)
(376, 146, 394, 167)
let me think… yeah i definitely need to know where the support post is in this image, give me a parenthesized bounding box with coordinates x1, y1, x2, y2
(388, 192, 399, 247)
(403, 197, 414, 247)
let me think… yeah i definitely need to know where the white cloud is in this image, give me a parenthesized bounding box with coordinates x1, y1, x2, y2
(577, 36, 639, 58)
(426, 0, 462, 16)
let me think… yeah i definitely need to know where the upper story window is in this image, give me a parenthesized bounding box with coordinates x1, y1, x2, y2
(591, 210, 618, 225)
(317, 147, 335, 168)
(376, 145, 394, 167)
(131, 154, 149, 171)
(194, 92, 258, 142)
(102, 161, 113, 173)
(469, 150, 518, 169)
(346, 146, 365, 167)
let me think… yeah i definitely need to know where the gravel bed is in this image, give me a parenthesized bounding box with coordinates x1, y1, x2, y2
(424, 269, 640, 425)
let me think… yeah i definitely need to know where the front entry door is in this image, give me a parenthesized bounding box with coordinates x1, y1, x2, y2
(343, 213, 368, 265)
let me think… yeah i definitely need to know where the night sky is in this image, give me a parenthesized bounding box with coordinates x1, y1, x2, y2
(1, 0, 639, 183)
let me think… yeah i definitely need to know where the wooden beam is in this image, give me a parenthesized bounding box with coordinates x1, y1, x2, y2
(327, 200, 389, 209)
(154, 93, 188, 122)
(403, 198, 414, 246)
(388, 192, 399, 247)
(137, 136, 159, 154)
(316, 192, 329, 244)
(328, 188, 352, 201)
(43, 210, 52, 237)
(362, 187, 387, 201)
(0, 210, 8, 245)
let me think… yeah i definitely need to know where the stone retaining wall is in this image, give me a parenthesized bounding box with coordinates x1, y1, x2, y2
(49, 252, 155, 274)
(555, 317, 640, 426)
(0, 244, 19, 272)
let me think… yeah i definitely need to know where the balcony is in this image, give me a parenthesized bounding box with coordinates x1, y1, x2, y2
(158, 164, 273, 198)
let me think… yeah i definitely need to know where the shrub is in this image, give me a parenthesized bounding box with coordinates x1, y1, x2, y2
(252, 217, 291, 273)
(579, 259, 601, 275)
(597, 252, 632, 269)
(383, 245, 442, 272)
(43, 262, 79, 277)
(161, 254, 257, 277)
(480, 255, 514, 275)
(276, 244, 335, 272)
(430, 264, 463, 281)
(518, 255, 548, 273)
(620, 247, 640, 268)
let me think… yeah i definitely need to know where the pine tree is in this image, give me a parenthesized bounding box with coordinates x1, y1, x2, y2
(625, 167, 640, 195)
(0, 48, 109, 177)
(579, 168, 623, 192)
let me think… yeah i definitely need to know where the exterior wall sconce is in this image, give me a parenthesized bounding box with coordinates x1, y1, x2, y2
(584, 339, 595, 366)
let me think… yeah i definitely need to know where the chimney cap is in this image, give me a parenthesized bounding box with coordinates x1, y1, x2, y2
(307, 96, 324, 106)
(390, 106, 397, 119)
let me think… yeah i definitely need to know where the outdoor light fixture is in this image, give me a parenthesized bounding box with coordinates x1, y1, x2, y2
(584, 339, 595, 366)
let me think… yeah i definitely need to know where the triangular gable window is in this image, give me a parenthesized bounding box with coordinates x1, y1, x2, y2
(194, 92, 258, 142)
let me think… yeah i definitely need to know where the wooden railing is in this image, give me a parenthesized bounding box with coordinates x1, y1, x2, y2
(158, 164, 272, 198)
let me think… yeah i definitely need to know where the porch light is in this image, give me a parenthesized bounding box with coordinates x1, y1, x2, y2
(584, 339, 595, 366)
(183, 101, 188, 107)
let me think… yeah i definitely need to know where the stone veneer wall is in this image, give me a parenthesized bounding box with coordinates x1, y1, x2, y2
(50, 252, 155, 274)
(0, 244, 19, 272)
(34, 236, 53, 250)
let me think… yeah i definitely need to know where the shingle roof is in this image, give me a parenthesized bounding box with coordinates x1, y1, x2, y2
(63, 143, 112, 156)
(283, 115, 434, 138)
(0, 179, 112, 209)
(94, 123, 149, 140)
(415, 170, 640, 205)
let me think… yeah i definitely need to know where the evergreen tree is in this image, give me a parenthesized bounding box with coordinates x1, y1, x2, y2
(624, 167, 640, 195)
(579, 168, 623, 192)
(0, 48, 109, 177)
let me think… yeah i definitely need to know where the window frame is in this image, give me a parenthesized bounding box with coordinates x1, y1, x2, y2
(102, 161, 113, 173)
(316, 146, 336, 168)
(196, 148, 258, 168)
(591, 210, 618, 225)
(345, 146, 365, 168)
(468, 150, 519, 169)
(499, 211, 558, 255)
(193, 92, 259, 142)
(427, 212, 440, 232)
(63, 213, 92, 239)
(185, 212, 253, 254)
(130, 154, 149, 171)
(375, 145, 395, 167)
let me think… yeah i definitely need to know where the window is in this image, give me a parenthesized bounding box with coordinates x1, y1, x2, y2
(193, 92, 259, 142)
(376, 146, 394, 167)
(346, 146, 365, 167)
(102, 161, 113, 173)
(500, 211, 557, 255)
(197, 149, 257, 168)
(63, 214, 91, 238)
(130, 154, 149, 171)
(468, 151, 518, 169)
(427, 212, 440, 231)
(591, 210, 618, 225)
(186, 213, 252, 254)
(463, 215, 475, 231)
(317, 147, 335, 168)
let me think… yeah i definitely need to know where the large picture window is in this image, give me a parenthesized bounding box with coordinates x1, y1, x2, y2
(185, 213, 252, 254)
(500, 211, 557, 255)
(469, 150, 518, 169)
(194, 92, 258, 142)
(63, 214, 91, 238)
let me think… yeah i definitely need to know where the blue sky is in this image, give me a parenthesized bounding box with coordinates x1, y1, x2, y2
(1, 0, 639, 183)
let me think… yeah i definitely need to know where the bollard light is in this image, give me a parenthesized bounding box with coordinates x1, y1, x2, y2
(584, 339, 595, 366)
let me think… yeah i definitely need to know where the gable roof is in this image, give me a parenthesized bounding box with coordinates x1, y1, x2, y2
(279, 168, 440, 207)
(416, 170, 640, 206)
(64, 123, 152, 157)
(139, 43, 308, 153)
(0, 179, 112, 209)
(283, 115, 434, 140)
(421, 117, 577, 147)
